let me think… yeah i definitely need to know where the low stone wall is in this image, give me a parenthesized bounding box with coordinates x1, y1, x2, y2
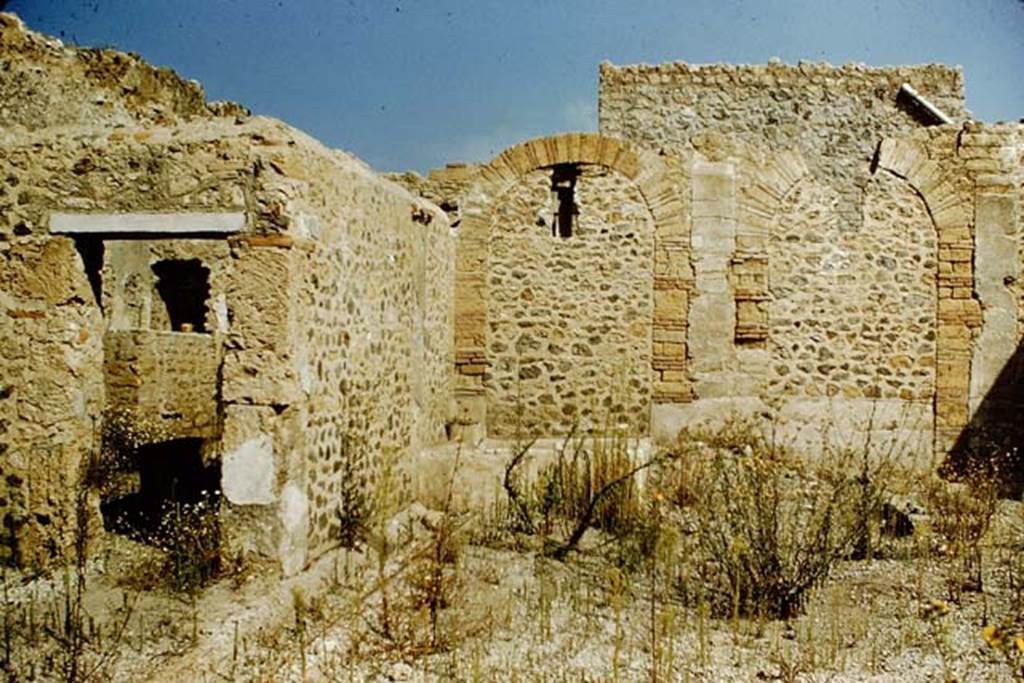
(104, 329, 223, 442)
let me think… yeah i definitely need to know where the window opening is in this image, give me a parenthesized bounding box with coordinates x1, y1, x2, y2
(152, 258, 210, 332)
(72, 237, 104, 308)
(550, 163, 580, 239)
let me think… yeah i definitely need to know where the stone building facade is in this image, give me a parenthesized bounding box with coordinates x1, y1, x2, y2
(412, 62, 1023, 477)
(0, 14, 454, 572)
(2, 12, 1023, 571)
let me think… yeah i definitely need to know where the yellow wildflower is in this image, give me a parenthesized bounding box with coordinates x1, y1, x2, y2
(983, 624, 1004, 649)
(923, 599, 950, 618)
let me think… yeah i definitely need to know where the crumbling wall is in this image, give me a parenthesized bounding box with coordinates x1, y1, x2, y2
(485, 165, 654, 436)
(387, 163, 479, 226)
(0, 113, 455, 572)
(0, 12, 237, 133)
(0, 238, 104, 566)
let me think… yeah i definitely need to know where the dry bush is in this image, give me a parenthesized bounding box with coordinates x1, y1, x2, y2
(503, 423, 666, 560)
(669, 420, 864, 620)
(924, 468, 999, 597)
(349, 446, 468, 661)
(533, 425, 643, 538)
(405, 446, 465, 654)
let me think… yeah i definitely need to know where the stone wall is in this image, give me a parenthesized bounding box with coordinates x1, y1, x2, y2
(4, 11, 1024, 568)
(768, 170, 936, 402)
(0, 110, 454, 571)
(598, 60, 984, 461)
(104, 330, 223, 443)
(941, 123, 1024, 478)
(0, 12, 236, 133)
(285, 148, 454, 562)
(0, 237, 104, 565)
(485, 164, 654, 436)
(449, 133, 691, 441)
(599, 61, 966, 233)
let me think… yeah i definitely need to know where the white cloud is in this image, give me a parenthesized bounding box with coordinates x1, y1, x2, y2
(562, 98, 597, 131)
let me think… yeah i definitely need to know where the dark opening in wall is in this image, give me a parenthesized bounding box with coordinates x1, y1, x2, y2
(550, 163, 580, 239)
(72, 237, 104, 308)
(99, 438, 221, 583)
(152, 258, 210, 332)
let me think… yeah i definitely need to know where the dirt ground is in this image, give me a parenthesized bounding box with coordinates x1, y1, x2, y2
(4, 501, 1024, 682)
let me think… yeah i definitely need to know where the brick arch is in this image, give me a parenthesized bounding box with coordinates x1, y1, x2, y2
(453, 133, 693, 431)
(875, 138, 980, 456)
(735, 150, 813, 346)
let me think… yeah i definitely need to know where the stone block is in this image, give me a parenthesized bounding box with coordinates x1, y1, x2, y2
(221, 348, 303, 405)
(7, 239, 93, 305)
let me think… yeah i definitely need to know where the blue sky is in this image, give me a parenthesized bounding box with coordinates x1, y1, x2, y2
(5, 0, 1023, 172)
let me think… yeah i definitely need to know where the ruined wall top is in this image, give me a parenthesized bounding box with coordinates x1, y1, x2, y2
(599, 60, 968, 155)
(0, 12, 244, 132)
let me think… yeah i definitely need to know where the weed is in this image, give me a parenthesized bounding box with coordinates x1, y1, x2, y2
(674, 420, 862, 619)
(405, 446, 464, 652)
(924, 468, 999, 598)
(334, 433, 371, 549)
(160, 497, 220, 595)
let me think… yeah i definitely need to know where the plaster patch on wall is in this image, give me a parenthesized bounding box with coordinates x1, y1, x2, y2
(278, 482, 309, 577)
(214, 293, 229, 332)
(221, 435, 277, 505)
(689, 160, 739, 397)
(970, 190, 1019, 412)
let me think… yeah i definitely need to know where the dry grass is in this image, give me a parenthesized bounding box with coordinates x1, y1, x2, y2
(7, 412, 1024, 682)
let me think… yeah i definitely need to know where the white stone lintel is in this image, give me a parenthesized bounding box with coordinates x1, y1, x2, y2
(50, 211, 246, 235)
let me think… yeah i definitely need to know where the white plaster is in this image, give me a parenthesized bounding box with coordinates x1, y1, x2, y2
(214, 294, 229, 333)
(221, 436, 277, 505)
(50, 211, 245, 235)
(689, 160, 739, 390)
(652, 397, 933, 469)
(650, 398, 766, 445)
(278, 482, 309, 577)
(298, 361, 315, 396)
(71, 389, 86, 418)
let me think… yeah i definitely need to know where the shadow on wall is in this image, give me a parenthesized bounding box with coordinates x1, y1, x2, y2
(943, 339, 1024, 496)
